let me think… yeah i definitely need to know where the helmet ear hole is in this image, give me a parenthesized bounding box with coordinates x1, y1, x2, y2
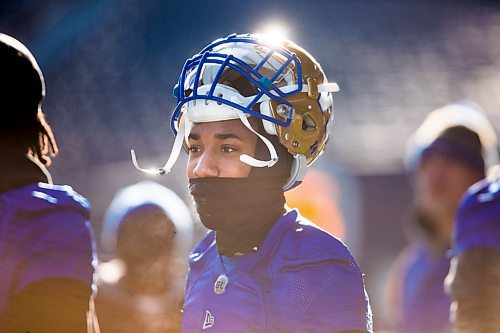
(302, 114, 317, 132)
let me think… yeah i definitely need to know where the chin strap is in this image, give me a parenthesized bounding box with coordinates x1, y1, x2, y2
(131, 120, 187, 175)
(234, 109, 278, 168)
(131, 107, 279, 175)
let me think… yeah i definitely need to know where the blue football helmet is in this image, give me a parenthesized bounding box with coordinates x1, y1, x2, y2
(132, 33, 339, 190)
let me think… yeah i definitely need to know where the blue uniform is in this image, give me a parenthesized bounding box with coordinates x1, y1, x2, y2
(182, 209, 372, 332)
(397, 244, 452, 333)
(453, 177, 500, 255)
(0, 182, 96, 327)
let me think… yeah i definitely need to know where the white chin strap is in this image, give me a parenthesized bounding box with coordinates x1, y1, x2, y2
(131, 119, 187, 175)
(234, 109, 278, 168)
(130, 107, 278, 176)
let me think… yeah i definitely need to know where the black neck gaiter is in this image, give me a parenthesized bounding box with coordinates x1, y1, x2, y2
(189, 177, 286, 256)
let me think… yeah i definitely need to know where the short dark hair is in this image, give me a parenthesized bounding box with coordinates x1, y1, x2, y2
(421, 125, 485, 178)
(0, 33, 57, 165)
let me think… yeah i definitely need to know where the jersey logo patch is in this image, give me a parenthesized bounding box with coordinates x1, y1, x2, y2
(203, 310, 214, 329)
(214, 274, 228, 295)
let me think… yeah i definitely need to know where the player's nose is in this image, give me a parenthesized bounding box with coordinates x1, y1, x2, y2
(193, 151, 219, 178)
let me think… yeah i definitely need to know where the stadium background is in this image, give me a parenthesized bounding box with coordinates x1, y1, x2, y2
(2, 0, 500, 329)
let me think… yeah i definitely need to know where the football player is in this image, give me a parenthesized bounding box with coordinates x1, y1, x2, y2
(133, 33, 373, 332)
(385, 102, 498, 333)
(0, 33, 97, 332)
(96, 181, 194, 333)
(445, 167, 500, 333)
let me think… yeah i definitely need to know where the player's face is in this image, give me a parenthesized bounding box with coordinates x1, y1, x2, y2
(416, 153, 481, 220)
(186, 119, 258, 179)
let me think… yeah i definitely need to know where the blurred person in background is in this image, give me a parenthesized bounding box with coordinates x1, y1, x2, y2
(0, 33, 97, 332)
(96, 181, 193, 333)
(133, 33, 372, 332)
(444, 166, 500, 333)
(385, 101, 498, 333)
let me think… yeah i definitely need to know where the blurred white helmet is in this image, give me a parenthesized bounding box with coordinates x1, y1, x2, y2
(101, 181, 194, 258)
(406, 101, 498, 173)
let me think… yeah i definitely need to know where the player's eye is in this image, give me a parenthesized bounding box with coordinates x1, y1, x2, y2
(188, 146, 202, 153)
(221, 145, 237, 153)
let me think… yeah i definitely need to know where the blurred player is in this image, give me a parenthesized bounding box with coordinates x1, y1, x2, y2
(385, 102, 498, 333)
(444, 167, 500, 333)
(96, 181, 193, 333)
(133, 33, 373, 332)
(0, 33, 97, 332)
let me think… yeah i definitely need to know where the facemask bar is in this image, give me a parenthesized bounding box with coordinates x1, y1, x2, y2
(170, 34, 303, 134)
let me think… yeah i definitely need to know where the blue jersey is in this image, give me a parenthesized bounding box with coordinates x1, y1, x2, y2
(0, 182, 96, 326)
(453, 177, 500, 255)
(182, 209, 372, 332)
(398, 244, 452, 333)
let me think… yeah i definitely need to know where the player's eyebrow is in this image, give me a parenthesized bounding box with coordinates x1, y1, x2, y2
(214, 133, 242, 141)
(188, 133, 200, 141)
(188, 132, 242, 141)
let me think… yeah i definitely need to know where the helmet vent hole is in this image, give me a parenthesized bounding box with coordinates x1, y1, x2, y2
(302, 115, 317, 132)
